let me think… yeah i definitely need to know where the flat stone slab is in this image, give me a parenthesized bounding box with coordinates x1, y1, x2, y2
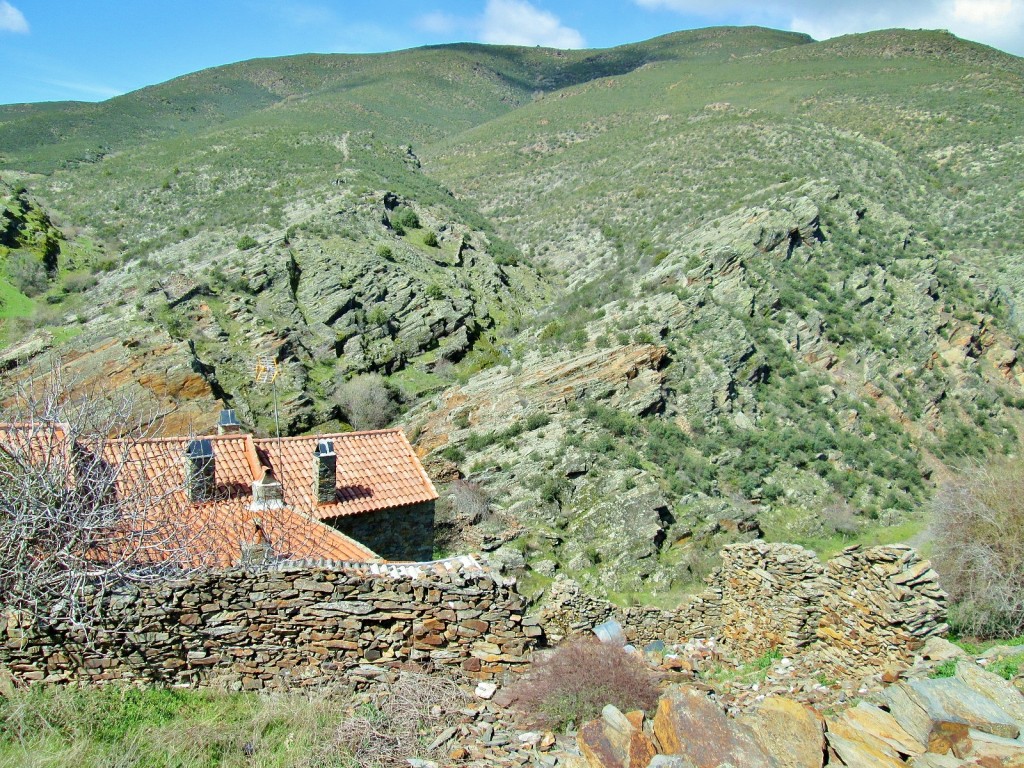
(909, 677, 1020, 739)
(653, 685, 777, 768)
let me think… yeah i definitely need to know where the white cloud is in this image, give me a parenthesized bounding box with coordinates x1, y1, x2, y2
(632, 0, 1024, 55)
(479, 0, 585, 48)
(415, 11, 460, 35)
(0, 1, 28, 34)
(413, 1, 585, 49)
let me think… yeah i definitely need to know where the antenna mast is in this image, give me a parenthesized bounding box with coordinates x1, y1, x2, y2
(253, 355, 282, 444)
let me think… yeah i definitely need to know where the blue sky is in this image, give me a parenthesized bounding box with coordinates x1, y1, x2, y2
(1, 0, 1022, 104)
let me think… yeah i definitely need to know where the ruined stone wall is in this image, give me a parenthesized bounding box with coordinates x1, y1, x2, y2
(0, 560, 537, 689)
(536, 542, 948, 671)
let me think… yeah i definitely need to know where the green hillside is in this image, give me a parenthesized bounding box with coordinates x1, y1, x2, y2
(1, 26, 1022, 598)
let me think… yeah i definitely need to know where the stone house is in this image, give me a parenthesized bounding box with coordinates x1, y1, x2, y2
(0, 411, 439, 567)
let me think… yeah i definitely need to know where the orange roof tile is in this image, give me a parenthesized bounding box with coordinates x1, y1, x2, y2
(254, 429, 438, 520)
(0, 423, 438, 569)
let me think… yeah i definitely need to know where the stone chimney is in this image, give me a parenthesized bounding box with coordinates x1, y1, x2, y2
(184, 438, 215, 502)
(313, 439, 337, 504)
(218, 409, 241, 435)
(251, 468, 285, 511)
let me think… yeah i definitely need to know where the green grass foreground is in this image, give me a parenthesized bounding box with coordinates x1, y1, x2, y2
(0, 685, 344, 768)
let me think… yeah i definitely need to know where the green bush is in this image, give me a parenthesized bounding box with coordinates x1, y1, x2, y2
(236, 234, 257, 250)
(423, 230, 439, 247)
(391, 205, 420, 230)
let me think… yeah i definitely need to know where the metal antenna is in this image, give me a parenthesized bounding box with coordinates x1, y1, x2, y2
(252, 354, 285, 499)
(252, 354, 282, 443)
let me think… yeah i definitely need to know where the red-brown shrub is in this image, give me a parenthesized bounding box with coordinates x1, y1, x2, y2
(508, 636, 659, 730)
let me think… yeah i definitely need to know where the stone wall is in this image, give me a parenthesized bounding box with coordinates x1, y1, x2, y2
(0, 542, 949, 689)
(331, 501, 436, 561)
(536, 542, 948, 672)
(0, 558, 537, 689)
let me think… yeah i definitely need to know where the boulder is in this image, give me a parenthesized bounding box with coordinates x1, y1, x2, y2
(834, 701, 926, 757)
(883, 682, 972, 755)
(825, 730, 909, 768)
(577, 704, 658, 768)
(908, 678, 1020, 739)
(955, 660, 1024, 728)
(744, 696, 824, 768)
(653, 685, 777, 767)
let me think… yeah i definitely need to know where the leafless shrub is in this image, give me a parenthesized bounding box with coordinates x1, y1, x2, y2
(0, 364, 197, 631)
(822, 501, 860, 537)
(324, 672, 469, 768)
(449, 478, 491, 524)
(930, 458, 1024, 638)
(432, 359, 455, 381)
(508, 636, 659, 730)
(336, 373, 399, 431)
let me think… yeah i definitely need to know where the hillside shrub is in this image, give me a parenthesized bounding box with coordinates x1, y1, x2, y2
(391, 205, 420, 230)
(931, 458, 1024, 638)
(509, 637, 658, 730)
(236, 234, 257, 250)
(336, 373, 399, 430)
(6, 252, 48, 296)
(423, 230, 438, 247)
(448, 478, 491, 524)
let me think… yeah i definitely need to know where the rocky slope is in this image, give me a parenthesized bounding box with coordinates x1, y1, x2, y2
(0, 28, 1022, 596)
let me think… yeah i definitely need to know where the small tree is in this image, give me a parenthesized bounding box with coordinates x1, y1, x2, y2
(931, 458, 1024, 638)
(0, 366, 196, 630)
(336, 373, 400, 431)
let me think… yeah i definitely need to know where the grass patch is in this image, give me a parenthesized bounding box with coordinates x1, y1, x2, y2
(0, 673, 469, 768)
(0, 279, 34, 319)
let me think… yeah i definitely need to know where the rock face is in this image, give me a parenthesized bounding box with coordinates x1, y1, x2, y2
(536, 542, 947, 674)
(0, 560, 533, 688)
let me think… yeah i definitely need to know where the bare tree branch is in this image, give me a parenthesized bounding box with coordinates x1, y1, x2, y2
(0, 363, 200, 632)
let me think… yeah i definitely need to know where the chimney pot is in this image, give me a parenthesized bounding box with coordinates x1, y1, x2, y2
(185, 438, 215, 502)
(313, 440, 337, 504)
(251, 469, 285, 510)
(218, 409, 241, 435)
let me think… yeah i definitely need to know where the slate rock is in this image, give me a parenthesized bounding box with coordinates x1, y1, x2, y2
(955, 660, 1024, 729)
(744, 695, 824, 768)
(577, 704, 658, 768)
(653, 685, 777, 767)
(909, 677, 1020, 739)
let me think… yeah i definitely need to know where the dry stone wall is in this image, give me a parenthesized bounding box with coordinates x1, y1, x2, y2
(0, 542, 949, 689)
(537, 542, 948, 672)
(0, 561, 537, 690)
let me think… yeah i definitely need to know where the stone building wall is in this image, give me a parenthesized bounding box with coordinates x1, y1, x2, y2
(536, 542, 948, 671)
(331, 501, 436, 561)
(0, 558, 536, 690)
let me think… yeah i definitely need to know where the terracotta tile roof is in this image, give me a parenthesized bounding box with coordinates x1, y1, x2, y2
(254, 429, 438, 520)
(0, 423, 439, 569)
(101, 434, 379, 567)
